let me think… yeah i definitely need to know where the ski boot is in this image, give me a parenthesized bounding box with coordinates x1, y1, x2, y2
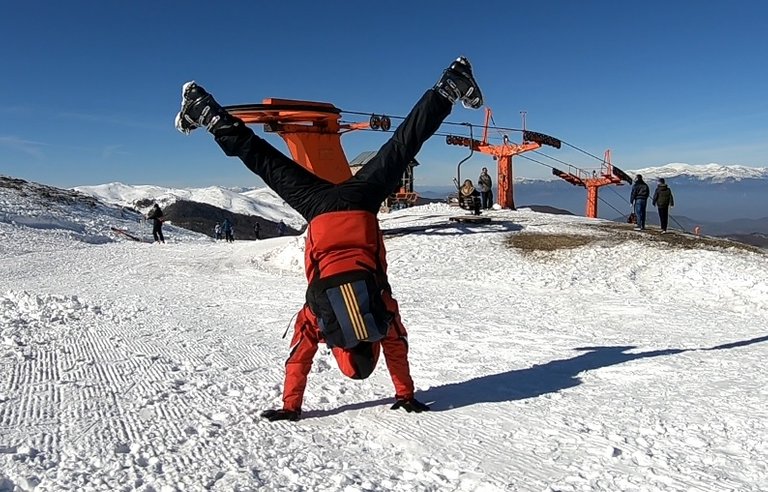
(435, 56, 484, 109)
(174, 81, 241, 135)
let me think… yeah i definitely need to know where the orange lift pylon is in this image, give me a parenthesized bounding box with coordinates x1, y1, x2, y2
(224, 99, 391, 183)
(445, 108, 561, 209)
(551, 149, 633, 218)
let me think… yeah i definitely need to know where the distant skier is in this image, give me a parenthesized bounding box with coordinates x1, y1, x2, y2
(214, 222, 223, 240)
(277, 220, 286, 237)
(630, 174, 650, 231)
(222, 218, 234, 242)
(145, 203, 165, 243)
(175, 55, 483, 421)
(254, 222, 261, 240)
(652, 178, 675, 234)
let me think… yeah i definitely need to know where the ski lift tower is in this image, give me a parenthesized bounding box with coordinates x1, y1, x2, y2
(224, 99, 391, 183)
(446, 108, 561, 209)
(551, 149, 633, 218)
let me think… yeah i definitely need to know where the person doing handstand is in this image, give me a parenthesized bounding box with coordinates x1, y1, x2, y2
(175, 56, 483, 421)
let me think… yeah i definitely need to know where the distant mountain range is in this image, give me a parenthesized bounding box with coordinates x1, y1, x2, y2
(630, 163, 768, 183)
(3, 171, 767, 248)
(418, 163, 768, 227)
(73, 163, 768, 243)
(10, 161, 766, 244)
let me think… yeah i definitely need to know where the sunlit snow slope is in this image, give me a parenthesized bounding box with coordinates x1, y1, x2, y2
(2, 177, 767, 491)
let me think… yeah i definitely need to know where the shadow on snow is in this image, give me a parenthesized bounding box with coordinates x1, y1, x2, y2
(382, 219, 523, 238)
(304, 335, 768, 418)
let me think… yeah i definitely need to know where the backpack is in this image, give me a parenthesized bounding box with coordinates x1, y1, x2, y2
(306, 270, 391, 349)
(303, 211, 395, 349)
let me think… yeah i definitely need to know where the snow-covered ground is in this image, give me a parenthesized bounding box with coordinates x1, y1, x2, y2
(1, 180, 767, 491)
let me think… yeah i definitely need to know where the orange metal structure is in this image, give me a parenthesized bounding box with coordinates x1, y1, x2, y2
(445, 108, 561, 209)
(391, 190, 418, 207)
(551, 149, 632, 218)
(225, 99, 389, 184)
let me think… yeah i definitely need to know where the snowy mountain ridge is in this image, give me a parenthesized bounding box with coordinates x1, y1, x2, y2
(628, 162, 768, 182)
(74, 182, 306, 230)
(504, 163, 768, 184)
(0, 175, 208, 250)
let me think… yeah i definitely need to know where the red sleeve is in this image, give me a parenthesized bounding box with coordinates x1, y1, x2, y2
(380, 294, 415, 400)
(282, 306, 320, 412)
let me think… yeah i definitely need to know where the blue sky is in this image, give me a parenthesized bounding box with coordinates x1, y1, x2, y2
(2, 0, 767, 190)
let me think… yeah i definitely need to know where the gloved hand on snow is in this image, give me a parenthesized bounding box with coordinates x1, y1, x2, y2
(390, 397, 430, 413)
(260, 409, 301, 422)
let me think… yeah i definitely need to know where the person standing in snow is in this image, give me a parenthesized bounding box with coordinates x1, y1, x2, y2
(214, 222, 223, 240)
(222, 218, 234, 242)
(254, 222, 261, 240)
(630, 174, 650, 231)
(652, 178, 675, 234)
(277, 220, 286, 237)
(477, 167, 493, 210)
(145, 203, 165, 243)
(175, 56, 483, 421)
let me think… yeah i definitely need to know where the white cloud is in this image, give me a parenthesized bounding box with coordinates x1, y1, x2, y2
(0, 136, 47, 159)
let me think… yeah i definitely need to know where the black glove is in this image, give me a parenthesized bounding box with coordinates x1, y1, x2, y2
(390, 397, 430, 413)
(260, 409, 301, 422)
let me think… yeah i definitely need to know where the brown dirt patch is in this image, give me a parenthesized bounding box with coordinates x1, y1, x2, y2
(506, 233, 597, 254)
(506, 224, 766, 256)
(593, 223, 764, 254)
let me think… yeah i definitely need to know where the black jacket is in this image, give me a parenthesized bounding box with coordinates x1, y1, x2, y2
(478, 172, 492, 192)
(652, 184, 674, 208)
(630, 181, 650, 203)
(146, 205, 164, 224)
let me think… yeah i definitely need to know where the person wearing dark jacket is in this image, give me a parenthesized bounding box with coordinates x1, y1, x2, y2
(222, 218, 234, 242)
(477, 167, 493, 209)
(145, 203, 165, 243)
(652, 178, 675, 233)
(630, 174, 650, 231)
(175, 56, 483, 421)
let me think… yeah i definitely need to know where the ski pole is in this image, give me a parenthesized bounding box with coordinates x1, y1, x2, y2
(282, 311, 299, 339)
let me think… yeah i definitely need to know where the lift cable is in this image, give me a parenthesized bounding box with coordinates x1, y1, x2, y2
(342, 108, 618, 166)
(530, 150, 589, 175)
(339, 113, 688, 231)
(597, 195, 629, 219)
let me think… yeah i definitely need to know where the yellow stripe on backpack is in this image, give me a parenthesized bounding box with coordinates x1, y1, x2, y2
(340, 282, 368, 340)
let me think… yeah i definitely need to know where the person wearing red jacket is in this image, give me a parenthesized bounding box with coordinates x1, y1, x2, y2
(175, 56, 483, 421)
